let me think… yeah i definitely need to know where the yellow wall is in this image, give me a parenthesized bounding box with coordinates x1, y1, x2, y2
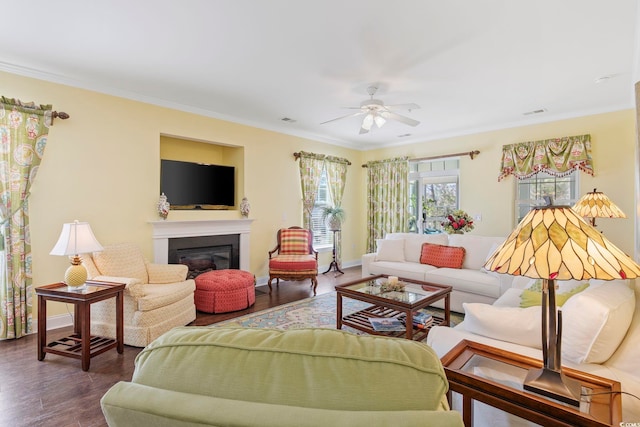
(363, 110, 637, 255)
(2, 71, 364, 319)
(3, 69, 636, 322)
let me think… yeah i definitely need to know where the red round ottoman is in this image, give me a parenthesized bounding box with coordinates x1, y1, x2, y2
(194, 269, 256, 314)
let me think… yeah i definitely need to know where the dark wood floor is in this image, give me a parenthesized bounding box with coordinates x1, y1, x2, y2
(0, 267, 362, 427)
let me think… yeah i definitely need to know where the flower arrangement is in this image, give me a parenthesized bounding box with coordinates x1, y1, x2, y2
(442, 210, 474, 234)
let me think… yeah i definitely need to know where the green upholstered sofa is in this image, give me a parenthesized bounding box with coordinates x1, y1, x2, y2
(101, 327, 463, 427)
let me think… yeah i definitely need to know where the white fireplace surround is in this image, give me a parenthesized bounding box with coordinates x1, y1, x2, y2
(150, 219, 253, 271)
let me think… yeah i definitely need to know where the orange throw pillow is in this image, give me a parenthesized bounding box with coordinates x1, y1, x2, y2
(420, 243, 465, 269)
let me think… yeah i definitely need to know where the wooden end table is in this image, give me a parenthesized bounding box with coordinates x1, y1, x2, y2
(36, 281, 126, 371)
(440, 340, 622, 427)
(335, 274, 451, 341)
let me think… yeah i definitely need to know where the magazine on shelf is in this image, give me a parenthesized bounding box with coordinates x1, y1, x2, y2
(368, 317, 406, 331)
(398, 310, 434, 329)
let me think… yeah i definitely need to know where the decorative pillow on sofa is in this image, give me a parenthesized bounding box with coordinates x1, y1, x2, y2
(520, 282, 590, 308)
(401, 234, 449, 263)
(374, 239, 405, 262)
(462, 303, 542, 348)
(561, 281, 635, 364)
(420, 243, 465, 269)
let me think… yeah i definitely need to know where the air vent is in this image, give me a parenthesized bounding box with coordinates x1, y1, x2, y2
(523, 108, 547, 116)
(281, 117, 297, 123)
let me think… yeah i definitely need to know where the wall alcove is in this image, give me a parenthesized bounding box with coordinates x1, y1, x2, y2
(159, 134, 244, 211)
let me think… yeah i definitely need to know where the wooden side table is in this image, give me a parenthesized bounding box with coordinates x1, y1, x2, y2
(36, 281, 126, 371)
(440, 340, 622, 427)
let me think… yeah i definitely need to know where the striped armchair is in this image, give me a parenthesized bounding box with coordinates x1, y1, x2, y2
(268, 227, 319, 294)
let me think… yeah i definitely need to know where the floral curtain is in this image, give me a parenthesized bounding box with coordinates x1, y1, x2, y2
(324, 156, 349, 265)
(366, 157, 409, 253)
(498, 134, 594, 181)
(298, 151, 325, 229)
(0, 97, 52, 340)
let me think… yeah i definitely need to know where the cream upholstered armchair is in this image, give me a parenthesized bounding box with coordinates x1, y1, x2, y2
(81, 242, 196, 347)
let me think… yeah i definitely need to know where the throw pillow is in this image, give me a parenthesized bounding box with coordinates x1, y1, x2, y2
(561, 281, 635, 364)
(279, 228, 311, 255)
(419, 243, 465, 269)
(520, 282, 590, 308)
(375, 239, 405, 262)
(402, 234, 449, 263)
(463, 303, 542, 349)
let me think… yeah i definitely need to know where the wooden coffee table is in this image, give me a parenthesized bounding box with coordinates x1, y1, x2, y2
(335, 274, 452, 340)
(441, 340, 622, 427)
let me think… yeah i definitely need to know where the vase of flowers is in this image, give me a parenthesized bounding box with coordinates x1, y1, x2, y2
(442, 210, 474, 234)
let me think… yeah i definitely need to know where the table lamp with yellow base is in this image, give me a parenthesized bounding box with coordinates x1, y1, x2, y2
(50, 220, 103, 290)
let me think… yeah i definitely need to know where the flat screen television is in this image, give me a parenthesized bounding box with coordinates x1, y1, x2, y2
(160, 159, 235, 209)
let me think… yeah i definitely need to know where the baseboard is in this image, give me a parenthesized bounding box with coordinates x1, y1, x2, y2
(42, 312, 74, 331)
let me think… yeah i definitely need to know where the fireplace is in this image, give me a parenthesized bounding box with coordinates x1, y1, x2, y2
(150, 219, 253, 271)
(168, 234, 240, 279)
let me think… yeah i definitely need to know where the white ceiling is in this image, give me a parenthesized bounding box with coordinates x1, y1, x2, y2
(1, 1, 638, 150)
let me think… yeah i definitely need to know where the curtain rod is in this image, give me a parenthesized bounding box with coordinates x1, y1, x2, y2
(361, 150, 480, 167)
(293, 152, 352, 165)
(52, 111, 70, 122)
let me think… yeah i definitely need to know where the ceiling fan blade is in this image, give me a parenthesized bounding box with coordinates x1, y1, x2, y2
(384, 111, 420, 127)
(359, 125, 370, 135)
(320, 111, 365, 125)
(385, 103, 421, 111)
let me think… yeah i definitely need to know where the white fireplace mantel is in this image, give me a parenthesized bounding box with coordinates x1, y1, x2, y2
(150, 219, 254, 270)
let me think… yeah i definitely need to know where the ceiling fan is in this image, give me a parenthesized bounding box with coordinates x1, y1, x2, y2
(321, 86, 421, 134)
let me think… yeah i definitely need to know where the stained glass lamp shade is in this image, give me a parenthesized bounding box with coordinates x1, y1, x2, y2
(572, 188, 626, 227)
(484, 206, 640, 405)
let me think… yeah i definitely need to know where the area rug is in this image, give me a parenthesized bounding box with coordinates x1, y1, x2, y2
(215, 291, 464, 335)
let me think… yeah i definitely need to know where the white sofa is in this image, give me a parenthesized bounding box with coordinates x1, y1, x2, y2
(361, 233, 512, 313)
(427, 278, 640, 424)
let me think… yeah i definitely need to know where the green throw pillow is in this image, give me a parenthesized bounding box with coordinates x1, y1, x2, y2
(520, 282, 590, 308)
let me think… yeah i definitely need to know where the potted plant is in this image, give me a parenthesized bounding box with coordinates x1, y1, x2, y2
(321, 206, 346, 231)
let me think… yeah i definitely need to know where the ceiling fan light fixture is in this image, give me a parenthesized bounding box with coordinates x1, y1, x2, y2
(362, 114, 374, 131)
(321, 86, 420, 134)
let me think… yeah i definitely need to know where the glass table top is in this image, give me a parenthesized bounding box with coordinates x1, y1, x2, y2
(342, 278, 439, 304)
(460, 353, 593, 413)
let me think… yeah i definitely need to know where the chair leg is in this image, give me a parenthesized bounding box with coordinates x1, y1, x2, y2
(311, 277, 318, 295)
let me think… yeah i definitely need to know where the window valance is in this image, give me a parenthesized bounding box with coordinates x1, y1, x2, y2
(498, 134, 594, 181)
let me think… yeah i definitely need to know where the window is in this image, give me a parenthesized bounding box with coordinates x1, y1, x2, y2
(311, 169, 333, 247)
(409, 159, 460, 233)
(515, 171, 579, 224)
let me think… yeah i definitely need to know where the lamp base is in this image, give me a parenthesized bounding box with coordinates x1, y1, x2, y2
(524, 367, 581, 406)
(64, 263, 87, 290)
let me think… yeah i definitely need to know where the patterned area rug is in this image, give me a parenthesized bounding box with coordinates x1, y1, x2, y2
(215, 291, 464, 335)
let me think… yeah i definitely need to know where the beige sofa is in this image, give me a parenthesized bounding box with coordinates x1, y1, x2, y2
(362, 233, 512, 312)
(101, 327, 464, 426)
(82, 242, 196, 347)
(427, 278, 640, 424)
